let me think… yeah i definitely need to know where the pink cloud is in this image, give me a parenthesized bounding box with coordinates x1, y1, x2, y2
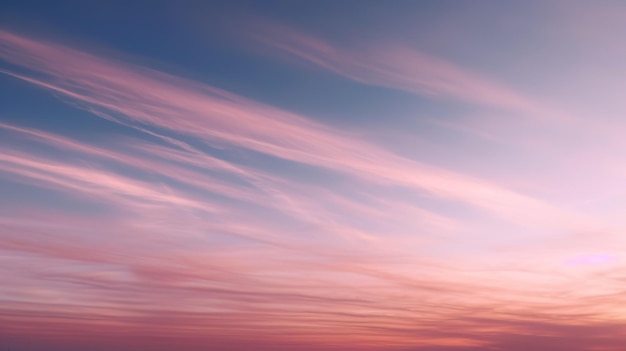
(237, 19, 572, 123)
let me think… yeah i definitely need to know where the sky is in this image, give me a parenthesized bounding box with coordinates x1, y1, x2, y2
(2, 0, 626, 350)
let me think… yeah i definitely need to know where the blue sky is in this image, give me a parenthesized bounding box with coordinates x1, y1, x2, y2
(3, 1, 626, 350)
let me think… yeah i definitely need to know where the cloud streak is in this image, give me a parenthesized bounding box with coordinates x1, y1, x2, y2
(237, 19, 572, 123)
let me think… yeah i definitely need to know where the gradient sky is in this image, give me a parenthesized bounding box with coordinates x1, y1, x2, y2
(2, 1, 626, 350)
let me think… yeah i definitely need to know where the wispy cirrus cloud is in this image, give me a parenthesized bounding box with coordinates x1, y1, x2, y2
(236, 19, 571, 123)
(0, 30, 585, 228)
